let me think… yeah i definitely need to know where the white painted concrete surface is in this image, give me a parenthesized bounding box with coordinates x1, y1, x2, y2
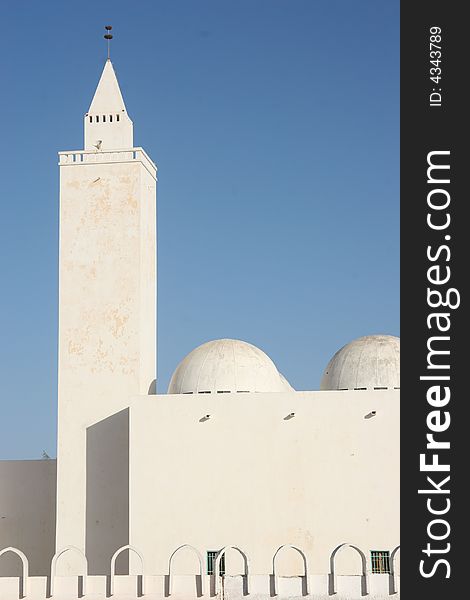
(128, 389, 399, 577)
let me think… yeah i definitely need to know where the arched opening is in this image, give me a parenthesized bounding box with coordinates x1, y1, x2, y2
(214, 546, 250, 595)
(0, 547, 29, 598)
(50, 546, 88, 597)
(110, 545, 144, 597)
(329, 543, 368, 596)
(272, 545, 309, 596)
(168, 545, 204, 596)
(389, 546, 400, 595)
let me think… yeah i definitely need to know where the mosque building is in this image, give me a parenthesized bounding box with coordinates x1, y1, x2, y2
(0, 54, 400, 599)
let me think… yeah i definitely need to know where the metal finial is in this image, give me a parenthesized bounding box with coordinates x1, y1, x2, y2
(104, 25, 113, 60)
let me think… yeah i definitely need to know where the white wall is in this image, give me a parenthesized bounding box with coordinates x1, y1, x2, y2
(128, 389, 399, 576)
(51, 380, 398, 578)
(0, 460, 56, 576)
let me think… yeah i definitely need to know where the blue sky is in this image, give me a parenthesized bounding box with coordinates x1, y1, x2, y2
(0, 0, 399, 459)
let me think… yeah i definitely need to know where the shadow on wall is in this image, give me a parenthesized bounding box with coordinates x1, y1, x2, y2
(0, 460, 56, 577)
(86, 409, 129, 576)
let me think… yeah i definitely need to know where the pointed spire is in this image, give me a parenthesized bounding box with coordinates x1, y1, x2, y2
(88, 60, 127, 115)
(84, 60, 133, 151)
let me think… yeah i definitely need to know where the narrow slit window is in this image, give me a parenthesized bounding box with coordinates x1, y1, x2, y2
(96, 115, 99, 123)
(371, 551, 390, 574)
(103, 115, 106, 122)
(89, 116, 92, 123)
(110, 115, 113, 122)
(207, 551, 225, 576)
(116, 114, 120, 121)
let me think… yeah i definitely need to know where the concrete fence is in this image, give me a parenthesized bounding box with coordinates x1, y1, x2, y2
(0, 543, 400, 600)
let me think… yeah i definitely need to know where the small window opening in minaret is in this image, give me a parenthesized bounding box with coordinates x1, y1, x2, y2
(89, 116, 92, 123)
(116, 114, 120, 121)
(110, 115, 113, 122)
(96, 116, 99, 123)
(103, 115, 106, 122)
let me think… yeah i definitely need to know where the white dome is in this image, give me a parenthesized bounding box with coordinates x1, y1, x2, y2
(168, 339, 292, 394)
(320, 334, 400, 391)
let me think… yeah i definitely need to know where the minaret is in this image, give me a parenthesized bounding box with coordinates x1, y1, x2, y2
(56, 56, 157, 568)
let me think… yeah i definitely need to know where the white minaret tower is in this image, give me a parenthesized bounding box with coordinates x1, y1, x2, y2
(56, 43, 157, 570)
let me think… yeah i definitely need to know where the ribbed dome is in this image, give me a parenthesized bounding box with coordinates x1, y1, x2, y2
(168, 339, 292, 394)
(320, 334, 400, 391)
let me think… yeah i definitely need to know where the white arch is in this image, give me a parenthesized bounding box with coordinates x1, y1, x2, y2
(271, 544, 309, 596)
(50, 546, 88, 597)
(390, 546, 400, 595)
(110, 545, 145, 596)
(214, 546, 250, 595)
(0, 547, 29, 597)
(329, 543, 368, 596)
(168, 544, 205, 596)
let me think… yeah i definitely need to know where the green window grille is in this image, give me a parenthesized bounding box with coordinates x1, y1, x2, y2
(207, 550, 225, 575)
(371, 550, 391, 574)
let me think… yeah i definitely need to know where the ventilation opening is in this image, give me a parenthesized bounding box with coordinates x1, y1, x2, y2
(110, 115, 113, 122)
(207, 551, 225, 576)
(199, 391, 211, 394)
(217, 390, 231, 394)
(89, 116, 92, 123)
(182, 391, 193, 394)
(237, 390, 250, 393)
(103, 115, 106, 122)
(354, 387, 367, 390)
(371, 551, 391, 574)
(96, 115, 99, 123)
(116, 114, 120, 121)
(374, 386, 388, 390)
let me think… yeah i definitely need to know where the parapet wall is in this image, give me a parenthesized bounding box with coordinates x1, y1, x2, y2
(0, 543, 400, 599)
